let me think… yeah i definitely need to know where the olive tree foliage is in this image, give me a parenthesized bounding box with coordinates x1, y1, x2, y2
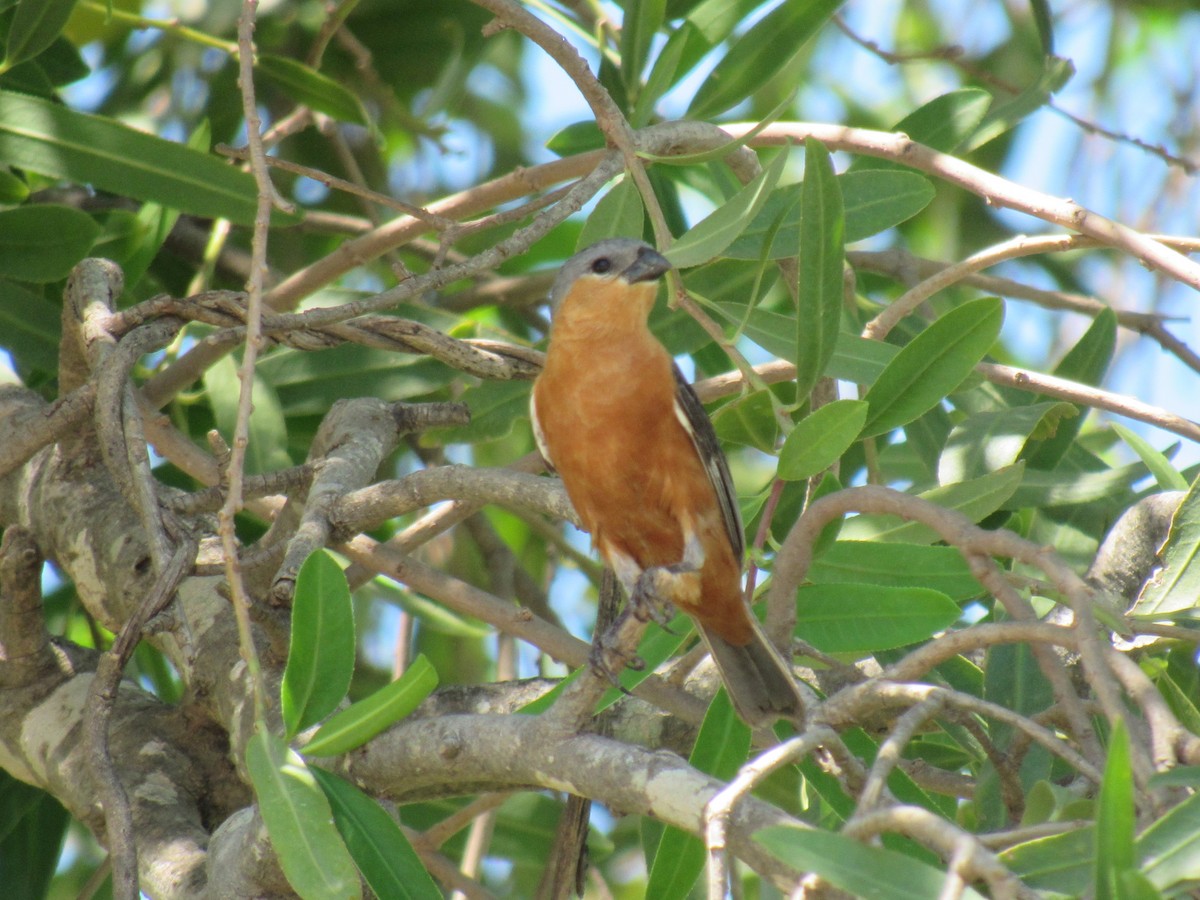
(3, 0, 1200, 897)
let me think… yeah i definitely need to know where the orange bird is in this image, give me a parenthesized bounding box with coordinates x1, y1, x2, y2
(531, 239, 804, 726)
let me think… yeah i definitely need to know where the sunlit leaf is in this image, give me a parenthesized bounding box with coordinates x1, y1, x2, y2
(247, 730, 361, 900)
(756, 826, 986, 899)
(795, 583, 960, 653)
(311, 767, 441, 900)
(646, 690, 748, 899)
(666, 146, 788, 268)
(862, 297, 1004, 438)
(304, 656, 438, 757)
(794, 138, 844, 400)
(282, 551, 356, 738)
(1095, 718, 1135, 900)
(807, 541, 980, 600)
(687, 0, 843, 118)
(778, 399, 866, 481)
(1132, 476, 1200, 619)
(0, 89, 285, 225)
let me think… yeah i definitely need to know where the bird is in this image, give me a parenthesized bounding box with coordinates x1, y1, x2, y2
(530, 238, 804, 727)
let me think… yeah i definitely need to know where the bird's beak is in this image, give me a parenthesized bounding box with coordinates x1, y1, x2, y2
(621, 246, 672, 285)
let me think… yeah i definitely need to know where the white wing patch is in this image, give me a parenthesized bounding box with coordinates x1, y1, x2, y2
(530, 390, 554, 470)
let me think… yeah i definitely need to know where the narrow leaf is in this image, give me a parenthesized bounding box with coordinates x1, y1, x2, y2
(839, 463, 1024, 544)
(712, 388, 778, 452)
(795, 583, 960, 653)
(666, 146, 787, 268)
(795, 138, 845, 400)
(282, 550, 356, 738)
(687, 0, 843, 119)
(646, 690, 749, 899)
(1112, 423, 1188, 492)
(1025, 307, 1116, 468)
(778, 399, 867, 481)
(621, 0, 666, 92)
(937, 402, 1078, 485)
(861, 297, 1004, 438)
(4, 0, 77, 71)
(203, 353, 294, 476)
(578, 176, 645, 248)
(0, 89, 286, 225)
(725, 171, 934, 259)
(0, 205, 99, 282)
(1132, 475, 1200, 619)
(0, 279, 58, 376)
(756, 826, 986, 899)
(304, 656, 438, 757)
(246, 730, 361, 900)
(256, 55, 368, 125)
(1095, 718, 1135, 900)
(807, 542, 980, 601)
(311, 767, 440, 900)
(852, 88, 992, 170)
(1001, 826, 1094, 894)
(1138, 790, 1200, 890)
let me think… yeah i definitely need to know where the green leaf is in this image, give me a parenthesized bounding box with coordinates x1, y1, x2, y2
(1112, 423, 1188, 492)
(283, 551, 356, 738)
(1132, 475, 1200, 619)
(756, 826, 986, 900)
(1095, 718, 1135, 900)
(795, 583, 960, 653)
(778, 400, 867, 480)
(861, 297, 1004, 438)
(544, 120, 605, 156)
(203, 353, 294, 475)
(852, 88, 992, 170)
(0, 164, 27, 202)
(621, 0, 666, 92)
(710, 301, 898, 385)
(794, 138, 844, 400)
(0, 279, 59, 376)
(632, 19, 696, 125)
(304, 656, 438, 757)
(1001, 826, 1093, 894)
(725, 170, 934, 259)
(311, 767, 441, 900)
(438, 378, 528, 445)
(256, 55, 368, 125)
(3, 0, 76, 72)
(937, 402, 1078, 484)
(646, 689, 749, 899)
(807, 542, 980, 601)
(1024, 308, 1116, 469)
(0, 89, 286, 226)
(0, 772, 68, 900)
(665, 145, 787, 269)
(578, 176, 645, 248)
(246, 730, 361, 900)
(839, 463, 1024, 544)
(711, 388, 778, 452)
(1138, 790, 1200, 890)
(967, 55, 1074, 151)
(686, 0, 843, 119)
(0, 204, 99, 282)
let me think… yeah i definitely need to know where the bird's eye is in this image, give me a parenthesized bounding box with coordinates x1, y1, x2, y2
(591, 257, 612, 274)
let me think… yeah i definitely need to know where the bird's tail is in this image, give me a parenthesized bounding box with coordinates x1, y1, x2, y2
(697, 619, 805, 727)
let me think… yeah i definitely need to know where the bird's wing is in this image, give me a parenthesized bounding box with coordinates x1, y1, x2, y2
(529, 389, 555, 473)
(671, 364, 745, 559)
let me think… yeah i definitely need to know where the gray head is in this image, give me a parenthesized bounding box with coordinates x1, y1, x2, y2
(547, 239, 672, 310)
